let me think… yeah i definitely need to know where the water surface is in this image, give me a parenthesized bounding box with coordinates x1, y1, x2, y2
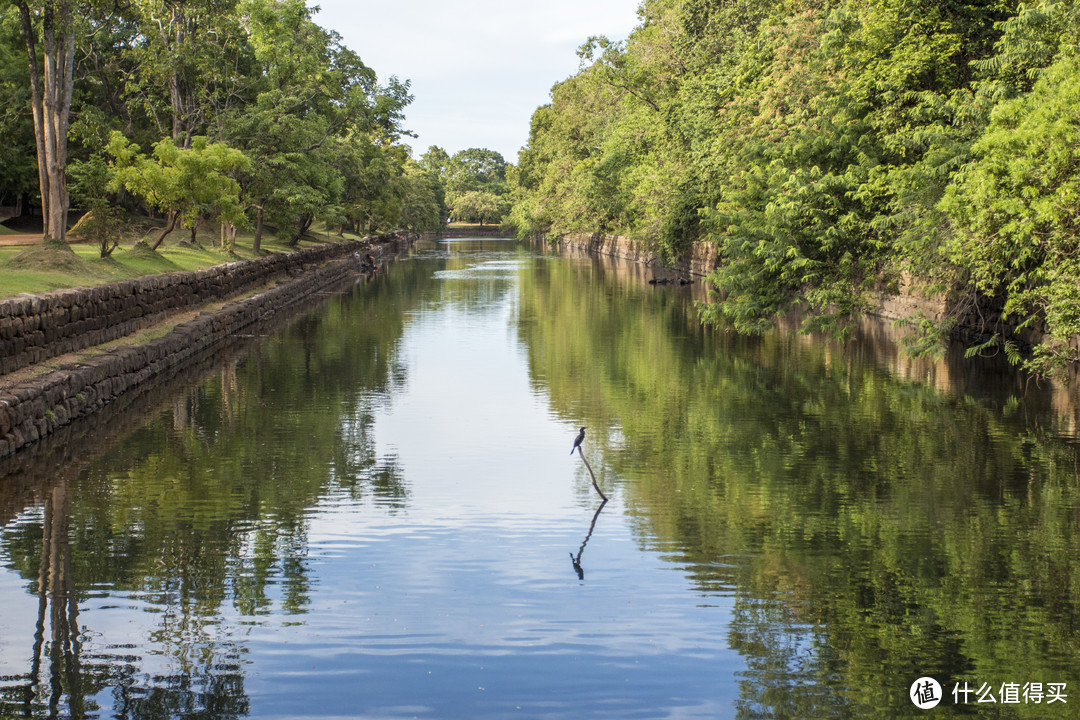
(1, 238, 1078, 718)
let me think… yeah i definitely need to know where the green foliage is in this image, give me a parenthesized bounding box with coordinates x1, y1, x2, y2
(444, 147, 510, 225)
(511, 0, 1080, 374)
(0, 6, 37, 207)
(451, 190, 504, 226)
(446, 147, 507, 194)
(398, 162, 443, 233)
(976, 0, 1080, 98)
(942, 51, 1080, 372)
(106, 132, 250, 240)
(0, 0, 427, 248)
(419, 145, 450, 179)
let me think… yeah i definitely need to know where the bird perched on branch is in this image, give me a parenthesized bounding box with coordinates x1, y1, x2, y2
(571, 426, 586, 454)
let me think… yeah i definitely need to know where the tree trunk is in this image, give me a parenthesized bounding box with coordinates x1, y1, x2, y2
(17, 1, 75, 242)
(221, 220, 237, 251)
(291, 213, 312, 246)
(150, 210, 178, 250)
(18, 1, 51, 235)
(253, 206, 264, 253)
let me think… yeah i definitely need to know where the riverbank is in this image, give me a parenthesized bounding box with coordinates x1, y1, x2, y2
(0, 234, 409, 459)
(545, 231, 1075, 366)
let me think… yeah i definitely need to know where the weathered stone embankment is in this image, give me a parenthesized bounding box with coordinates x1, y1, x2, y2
(0, 235, 405, 459)
(0, 238, 394, 375)
(552, 232, 720, 279)
(549, 231, 1060, 349)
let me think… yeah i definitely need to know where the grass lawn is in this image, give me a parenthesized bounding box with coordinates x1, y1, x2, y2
(0, 221, 369, 299)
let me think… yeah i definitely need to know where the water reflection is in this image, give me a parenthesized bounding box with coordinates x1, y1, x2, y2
(1, 238, 1078, 718)
(570, 499, 608, 580)
(516, 248, 1080, 717)
(1, 258, 421, 718)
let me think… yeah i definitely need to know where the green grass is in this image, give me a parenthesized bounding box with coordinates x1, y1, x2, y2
(0, 221, 370, 299)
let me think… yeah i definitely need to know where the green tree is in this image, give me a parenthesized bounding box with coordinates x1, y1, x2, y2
(419, 145, 450, 180)
(444, 148, 510, 225)
(399, 162, 442, 233)
(334, 134, 407, 236)
(446, 147, 507, 194)
(105, 131, 250, 248)
(0, 7, 38, 216)
(942, 52, 1080, 373)
(452, 190, 503, 226)
(232, 89, 344, 247)
(231, 0, 412, 248)
(119, 0, 254, 145)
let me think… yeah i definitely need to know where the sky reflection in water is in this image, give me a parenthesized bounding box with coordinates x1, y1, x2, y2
(1, 238, 1078, 719)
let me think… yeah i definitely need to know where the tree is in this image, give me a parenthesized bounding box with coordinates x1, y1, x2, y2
(106, 131, 250, 248)
(335, 134, 412, 236)
(0, 10, 38, 216)
(452, 190, 502, 226)
(119, 0, 254, 145)
(444, 148, 509, 225)
(398, 162, 441, 234)
(15, 0, 77, 240)
(942, 52, 1080, 373)
(446, 147, 507, 195)
(230, 0, 412, 248)
(419, 145, 450, 180)
(232, 89, 344, 247)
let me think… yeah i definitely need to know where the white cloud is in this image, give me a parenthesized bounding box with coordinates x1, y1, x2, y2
(310, 0, 640, 160)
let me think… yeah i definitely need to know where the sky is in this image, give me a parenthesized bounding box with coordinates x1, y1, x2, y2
(311, 0, 642, 164)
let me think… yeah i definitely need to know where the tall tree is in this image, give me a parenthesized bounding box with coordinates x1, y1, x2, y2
(15, 0, 76, 239)
(121, 0, 253, 145)
(445, 147, 509, 224)
(446, 147, 507, 194)
(231, 0, 411, 249)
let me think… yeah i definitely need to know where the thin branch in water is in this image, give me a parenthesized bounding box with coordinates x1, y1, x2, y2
(571, 498, 608, 580)
(576, 446, 608, 501)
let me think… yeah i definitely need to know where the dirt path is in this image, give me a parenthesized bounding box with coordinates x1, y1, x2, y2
(0, 234, 43, 247)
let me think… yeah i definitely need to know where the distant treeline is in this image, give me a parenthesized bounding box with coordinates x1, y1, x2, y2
(508, 0, 1080, 374)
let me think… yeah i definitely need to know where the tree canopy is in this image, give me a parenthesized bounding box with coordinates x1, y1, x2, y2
(508, 0, 1080, 374)
(0, 0, 445, 247)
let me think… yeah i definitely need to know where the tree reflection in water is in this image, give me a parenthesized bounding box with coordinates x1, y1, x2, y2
(0, 264, 420, 718)
(27, 480, 83, 718)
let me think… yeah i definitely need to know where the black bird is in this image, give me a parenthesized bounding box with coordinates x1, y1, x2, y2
(571, 426, 586, 454)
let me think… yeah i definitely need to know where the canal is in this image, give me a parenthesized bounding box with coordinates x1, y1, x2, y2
(1, 237, 1078, 718)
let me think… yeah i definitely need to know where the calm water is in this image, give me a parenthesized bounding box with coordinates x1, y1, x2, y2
(1, 238, 1078, 719)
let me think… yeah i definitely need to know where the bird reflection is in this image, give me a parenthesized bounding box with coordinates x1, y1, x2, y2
(570, 499, 608, 580)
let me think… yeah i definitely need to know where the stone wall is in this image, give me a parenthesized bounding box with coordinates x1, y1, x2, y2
(549, 232, 1060, 350)
(0, 236, 405, 459)
(551, 233, 721, 278)
(0, 237, 393, 376)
